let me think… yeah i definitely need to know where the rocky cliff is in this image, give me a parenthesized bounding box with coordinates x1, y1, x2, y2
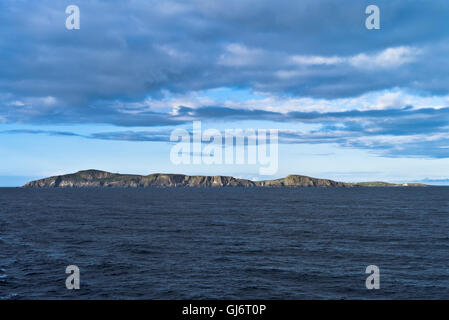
(23, 170, 256, 188)
(23, 169, 426, 188)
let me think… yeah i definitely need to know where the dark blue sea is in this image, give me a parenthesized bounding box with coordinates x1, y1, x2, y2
(0, 187, 448, 299)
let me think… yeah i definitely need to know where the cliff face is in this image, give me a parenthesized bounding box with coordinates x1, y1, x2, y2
(23, 170, 426, 188)
(23, 170, 257, 188)
(255, 175, 350, 187)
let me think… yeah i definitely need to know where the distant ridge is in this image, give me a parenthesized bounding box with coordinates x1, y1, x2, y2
(23, 170, 428, 188)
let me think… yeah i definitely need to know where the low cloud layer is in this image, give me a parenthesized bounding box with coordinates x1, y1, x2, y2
(2, 105, 448, 158)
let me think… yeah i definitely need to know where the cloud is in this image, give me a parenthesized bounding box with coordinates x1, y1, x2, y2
(1, 0, 449, 160)
(2, 105, 448, 158)
(0, 129, 84, 137)
(89, 131, 171, 142)
(349, 47, 420, 69)
(218, 44, 267, 67)
(290, 55, 344, 66)
(1, 0, 449, 110)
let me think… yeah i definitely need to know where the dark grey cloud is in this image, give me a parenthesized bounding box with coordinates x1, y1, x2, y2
(0, 128, 173, 142)
(181, 105, 449, 137)
(89, 131, 170, 142)
(4, 105, 448, 137)
(2, 105, 448, 158)
(1, 0, 449, 124)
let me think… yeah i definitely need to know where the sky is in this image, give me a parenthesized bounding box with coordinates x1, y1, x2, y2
(0, 0, 449, 186)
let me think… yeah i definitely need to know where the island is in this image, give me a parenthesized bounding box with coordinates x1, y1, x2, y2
(23, 170, 428, 188)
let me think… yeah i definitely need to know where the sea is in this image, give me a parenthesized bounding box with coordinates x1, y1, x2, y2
(0, 187, 448, 299)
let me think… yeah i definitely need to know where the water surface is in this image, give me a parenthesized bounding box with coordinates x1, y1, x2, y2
(0, 187, 448, 299)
